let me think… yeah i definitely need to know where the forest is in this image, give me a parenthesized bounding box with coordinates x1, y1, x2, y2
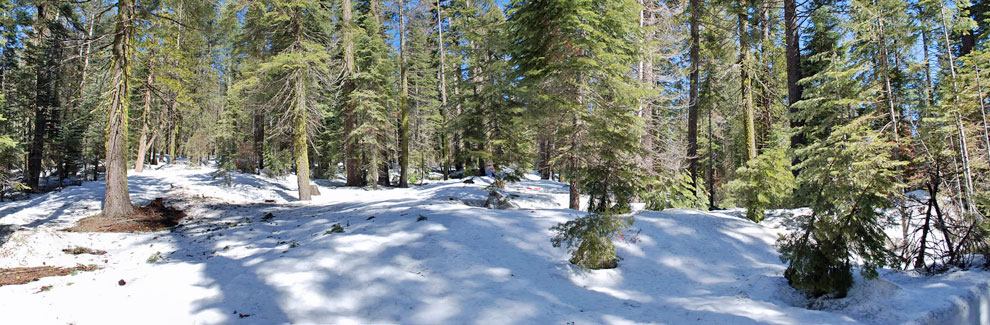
(2, 0, 990, 322)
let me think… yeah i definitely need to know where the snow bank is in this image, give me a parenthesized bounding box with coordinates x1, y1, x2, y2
(1, 165, 988, 324)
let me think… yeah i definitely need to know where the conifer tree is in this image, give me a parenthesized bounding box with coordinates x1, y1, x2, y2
(233, 0, 336, 200)
(781, 29, 904, 294)
(510, 0, 646, 211)
(350, 4, 396, 189)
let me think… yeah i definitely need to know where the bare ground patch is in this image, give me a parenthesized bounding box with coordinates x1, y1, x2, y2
(65, 198, 187, 233)
(0, 264, 100, 286)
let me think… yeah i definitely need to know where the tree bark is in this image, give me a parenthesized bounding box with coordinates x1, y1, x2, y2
(102, 0, 136, 218)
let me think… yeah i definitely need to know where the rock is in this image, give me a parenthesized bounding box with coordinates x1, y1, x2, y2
(463, 177, 475, 184)
(310, 184, 321, 196)
(485, 190, 519, 210)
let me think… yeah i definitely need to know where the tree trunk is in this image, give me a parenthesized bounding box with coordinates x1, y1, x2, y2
(975, 68, 990, 170)
(253, 110, 264, 171)
(939, 5, 977, 213)
(102, 0, 136, 218)
(398, 0, 410, 187)
(687, 0, 701, 188)
(785, 0, 803, 150)
(437, 0, 449, 181)
(294, 72, 312, 201)
(569, 115, 580, 211)
(739, 0, 757, 161)
(343, 0, 362, 186)
(26, 4, 58, 192)
(135, 53, 155, 173)
(168, 104, 178, 163)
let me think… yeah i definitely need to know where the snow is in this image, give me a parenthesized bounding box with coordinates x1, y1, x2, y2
(1, 163, 988, 324)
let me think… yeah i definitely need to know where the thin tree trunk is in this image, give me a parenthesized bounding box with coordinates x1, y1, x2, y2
(739, 0, 756, 161)
(437, 0, 449, 181)
(975, 68, 990, 170)
(398, 0, 410, 187)
(102, 0, 136, 218)
(569, 115, 580, 211)
(938, 5, 977, 213)
(785, 0, 803, 150)
(343, 0, 362, 186)
(687, 0, 701, 188)
(875, 9, 899, 144)
(135, 53, 155, 173)
(254, 110, 264, 171)
(919, 7, 934, 107)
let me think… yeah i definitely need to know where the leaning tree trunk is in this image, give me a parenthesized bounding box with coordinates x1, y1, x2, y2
(294, 72, 312, 201)
(102, 0, 136, 218)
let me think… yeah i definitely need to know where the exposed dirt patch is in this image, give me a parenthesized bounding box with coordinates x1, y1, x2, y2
(65, 198, 187, 233)
(0, 264, 100, 286)
(62, 246, 107, 255)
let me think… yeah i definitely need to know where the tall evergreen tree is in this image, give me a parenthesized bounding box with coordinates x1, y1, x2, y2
(511, 0, 646, 212)
(233, 0, 336, 200)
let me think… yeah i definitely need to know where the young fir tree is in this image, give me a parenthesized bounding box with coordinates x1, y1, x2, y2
(780, 33, 904, 295)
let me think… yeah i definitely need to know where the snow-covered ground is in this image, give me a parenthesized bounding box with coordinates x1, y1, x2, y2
(1, 163, 989, 324)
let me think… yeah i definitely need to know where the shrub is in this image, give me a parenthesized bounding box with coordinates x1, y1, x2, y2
(551, 213, 633, 269)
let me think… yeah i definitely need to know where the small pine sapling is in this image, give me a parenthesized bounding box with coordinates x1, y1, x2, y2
(551, 213, 633, 269)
